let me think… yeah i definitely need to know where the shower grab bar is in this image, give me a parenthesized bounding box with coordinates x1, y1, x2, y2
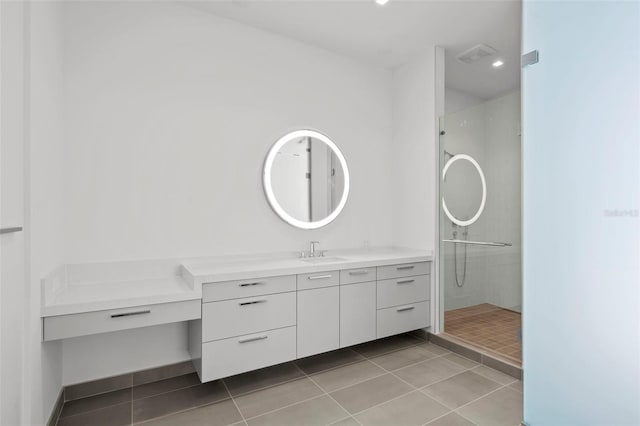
(442, 239, 512, 247)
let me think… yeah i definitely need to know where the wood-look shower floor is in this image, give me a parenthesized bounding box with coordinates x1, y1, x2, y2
(444, 303, 522, 365)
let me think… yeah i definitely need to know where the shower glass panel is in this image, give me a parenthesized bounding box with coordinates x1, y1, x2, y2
(439, 91, 522, 364)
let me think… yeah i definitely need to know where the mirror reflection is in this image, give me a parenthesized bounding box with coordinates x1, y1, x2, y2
(442, 156, 484, 224)
(263, 130, 349, 229)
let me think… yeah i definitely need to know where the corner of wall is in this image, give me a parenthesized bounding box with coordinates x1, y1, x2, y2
(390, 48, 438, 251)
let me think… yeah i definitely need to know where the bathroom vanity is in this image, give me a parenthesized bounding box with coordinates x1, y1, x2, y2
(41, 248, 432, 383)
(40, 130, 433, 384)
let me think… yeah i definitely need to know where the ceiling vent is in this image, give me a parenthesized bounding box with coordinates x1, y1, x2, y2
(456, 44, 497, 64)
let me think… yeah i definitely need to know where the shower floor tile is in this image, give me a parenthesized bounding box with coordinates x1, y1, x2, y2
(444, 304, 522, 365)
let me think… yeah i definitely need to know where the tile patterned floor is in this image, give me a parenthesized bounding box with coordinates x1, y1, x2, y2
(55, 333, 522, 426)
(444, 304, 522, 364)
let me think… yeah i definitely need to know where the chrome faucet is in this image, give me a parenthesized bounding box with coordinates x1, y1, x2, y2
(309, 241, 320, 257)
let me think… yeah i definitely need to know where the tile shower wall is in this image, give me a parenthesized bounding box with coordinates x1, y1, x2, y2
(442, 91, 521, 311)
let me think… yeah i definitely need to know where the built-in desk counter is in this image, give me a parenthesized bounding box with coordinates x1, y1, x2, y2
(41, 260, 202, 341)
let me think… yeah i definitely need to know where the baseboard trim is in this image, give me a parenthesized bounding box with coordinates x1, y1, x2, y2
(46, 388, 64, 426)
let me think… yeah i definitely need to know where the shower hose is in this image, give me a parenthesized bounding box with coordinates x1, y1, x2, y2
(454, 227, 468, 287)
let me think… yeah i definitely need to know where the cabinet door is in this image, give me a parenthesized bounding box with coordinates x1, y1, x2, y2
(297, 287, 339, 358)
(340, 281, 376, 347)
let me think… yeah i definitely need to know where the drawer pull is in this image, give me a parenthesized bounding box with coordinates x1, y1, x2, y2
(239, 282, 263, 287)
(396, 305, 415, 312)
(239, 300, 267, 306)
(308, 274, 332, 280)
(110, 310, 151, 318)
(238, 335, 268, 344)
(348, 270, 369, 276)
(397, 279, 415, 284)
(397, 265, 415, 270)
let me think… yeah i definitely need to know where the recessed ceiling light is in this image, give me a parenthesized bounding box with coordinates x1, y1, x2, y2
(375, 0, 390, 5)
(492, 60, 504, 67)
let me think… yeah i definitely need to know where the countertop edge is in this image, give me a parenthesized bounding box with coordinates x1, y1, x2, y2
(190, 254, 433, 285)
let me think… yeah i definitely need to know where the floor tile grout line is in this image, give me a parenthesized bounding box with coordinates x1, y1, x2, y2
(240, 393, 330, 422)
(132, 395, 235, 426)
(366, 355, 431, 392)
(366, 349, 454, 377)
(407, 360, 499, 394)
(309, 363, 393, 394)
(132, 381, 208, 404)
(297, 357, 395, 395)
(327, 416, 359, 426)
(348, 387, 422, 418)
(224, 369, 307, 399)
(296, 362, 363, 426)
(57, 401, 133, 422)
(425, 382, 511, 418)
(61, 377, 205, 422)
(420, 410, 477, 426)
(223, 379, 248, 426)
(450, 384, 515, 425)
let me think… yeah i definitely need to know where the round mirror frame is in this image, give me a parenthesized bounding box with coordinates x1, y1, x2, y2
(263, 129, 350, 230)
(442, 154, 486, 227)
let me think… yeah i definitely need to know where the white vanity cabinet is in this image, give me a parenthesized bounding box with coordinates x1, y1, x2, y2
(339, 267, 377, 347)
(187, 256, 432, 383)
(376, 263, 431, 338)
(296, 271, 340, 358)
(193, 275, 298, 382)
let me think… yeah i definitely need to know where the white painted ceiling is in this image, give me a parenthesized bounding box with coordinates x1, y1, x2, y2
(186, 0, 521, 99)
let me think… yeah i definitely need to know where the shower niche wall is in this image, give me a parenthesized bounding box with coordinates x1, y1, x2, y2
(439, 91, 522, 364)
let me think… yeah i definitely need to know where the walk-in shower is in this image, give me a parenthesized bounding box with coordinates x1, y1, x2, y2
(439, 91, 522, 364)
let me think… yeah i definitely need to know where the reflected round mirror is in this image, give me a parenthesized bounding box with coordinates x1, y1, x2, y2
(442, 154, 486, 227)
(263, 130, 350, 229)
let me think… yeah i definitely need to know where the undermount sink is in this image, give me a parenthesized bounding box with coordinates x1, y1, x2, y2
(299, 256, 348, 263)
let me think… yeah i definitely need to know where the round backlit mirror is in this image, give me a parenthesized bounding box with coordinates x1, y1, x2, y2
(442, 154, 486, 227)
(263, 130, 350, 229)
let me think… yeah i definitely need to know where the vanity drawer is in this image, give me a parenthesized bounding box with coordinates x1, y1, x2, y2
(297, 271, 339, 290)
(43, 300, 201, 341)
(377, 275, 430, 309)
(377, 301, 430, 339)
(202, 292, 296, 342)
(340, 267, 377, 285)
(201, 326, 297, 382)
(202, 275, 296, 303)
(377, 262, 430, 280)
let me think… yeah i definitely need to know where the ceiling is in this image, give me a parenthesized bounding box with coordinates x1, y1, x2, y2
(185, 0, 521, 99)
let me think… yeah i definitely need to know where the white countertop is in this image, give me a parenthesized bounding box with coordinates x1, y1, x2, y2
(182, 247, 432, 285)
(42, 247, 432, 317)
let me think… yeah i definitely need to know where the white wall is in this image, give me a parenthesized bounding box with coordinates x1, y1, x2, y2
(58, 1, 396, 385)
(28, 1, 66, 423)
(444, 87, 484, 115)
(391, 52, 437, 251)
(62, 1, 394, 263)
(1, 3, 27, 425)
